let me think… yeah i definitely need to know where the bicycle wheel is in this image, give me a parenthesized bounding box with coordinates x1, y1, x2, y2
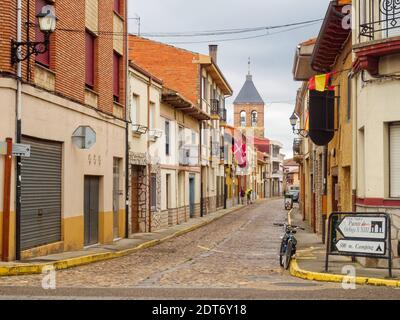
(283, 240, 293, 270)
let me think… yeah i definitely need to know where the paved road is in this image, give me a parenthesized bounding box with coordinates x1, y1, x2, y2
(0, 199, 399, 299)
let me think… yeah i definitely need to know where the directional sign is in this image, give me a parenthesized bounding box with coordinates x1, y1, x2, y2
(337, 216, 386, 239)
(336, 239, 386, 256)
(12, 143, 31, 157)
(0, 142, 31, 157)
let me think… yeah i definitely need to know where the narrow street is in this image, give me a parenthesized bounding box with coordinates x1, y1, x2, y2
(0, 199, 398, 300)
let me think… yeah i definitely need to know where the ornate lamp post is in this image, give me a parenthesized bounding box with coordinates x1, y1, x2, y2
(290, 112, 308, 138)
(11, 5, 57, 64)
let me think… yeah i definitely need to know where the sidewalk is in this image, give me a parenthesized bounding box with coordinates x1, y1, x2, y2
(0, 204, 247, 277)
(289, 206, 400, 287)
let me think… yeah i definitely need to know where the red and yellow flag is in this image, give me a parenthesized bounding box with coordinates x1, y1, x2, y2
(308, 72, 335, 92)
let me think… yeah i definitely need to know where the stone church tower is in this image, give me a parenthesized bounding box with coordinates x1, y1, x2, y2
(233, 64, 265, 138)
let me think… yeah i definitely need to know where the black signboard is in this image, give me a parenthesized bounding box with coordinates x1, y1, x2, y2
(325, 212, 393, 278)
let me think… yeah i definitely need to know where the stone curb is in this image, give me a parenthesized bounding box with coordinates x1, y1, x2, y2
(289, 259, 400, 288)
(0, 205, 246, 277)
(287, 208, 400, 288)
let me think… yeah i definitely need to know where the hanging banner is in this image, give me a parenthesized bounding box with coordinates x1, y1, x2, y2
(308, 89, 335, 146)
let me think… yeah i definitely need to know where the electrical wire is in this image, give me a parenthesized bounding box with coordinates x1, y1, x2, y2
(166, 22, 321, 45)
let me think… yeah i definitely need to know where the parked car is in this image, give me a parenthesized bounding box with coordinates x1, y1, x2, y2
(286, 186, 299, 203)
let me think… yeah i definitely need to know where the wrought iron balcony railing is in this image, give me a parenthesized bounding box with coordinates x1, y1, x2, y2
(359, 0, 400, 39)
(210, 99, 220, 117)
(219, 108, 227, 123)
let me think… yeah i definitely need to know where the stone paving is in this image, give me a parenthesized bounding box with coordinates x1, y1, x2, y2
(0, 199, 399, 299)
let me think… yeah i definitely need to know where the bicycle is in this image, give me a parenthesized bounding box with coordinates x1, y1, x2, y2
(274, 223, 305, 270)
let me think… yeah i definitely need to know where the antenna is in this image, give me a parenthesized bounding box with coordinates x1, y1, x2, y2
(248, 57, 251, 75)
(130, 14, 141, 36)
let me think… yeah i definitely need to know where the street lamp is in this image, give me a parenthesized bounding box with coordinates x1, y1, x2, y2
(12, 5, 57, 64)
(290, 112, 308, 138)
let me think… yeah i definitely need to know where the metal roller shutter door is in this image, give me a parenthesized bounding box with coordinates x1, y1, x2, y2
(21, 136, 62, 250)
(390, 123, 400, 198)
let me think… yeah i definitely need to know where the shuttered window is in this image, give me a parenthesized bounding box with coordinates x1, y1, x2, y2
(114, 0, 121, 14)
(35, 0, 50, 67)
(390, 123, 400, 198)
(113, 51, 120, 103)
(85, 31, 95, 89)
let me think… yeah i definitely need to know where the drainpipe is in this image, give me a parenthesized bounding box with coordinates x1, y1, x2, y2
(124, 2, 129, 239)
(15, 0, 23, 261)
(350, 70, 357, 212)
(199, 121, 204, 217)
(199, 67, 204, 217)
(147, 79, 152, 232)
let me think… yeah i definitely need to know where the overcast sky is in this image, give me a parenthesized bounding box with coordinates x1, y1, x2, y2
(128, 0, 330, 158)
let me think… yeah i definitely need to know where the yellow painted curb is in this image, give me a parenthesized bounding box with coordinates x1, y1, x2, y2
(290, 259, 400, 288)
(0, 205, 246, 277)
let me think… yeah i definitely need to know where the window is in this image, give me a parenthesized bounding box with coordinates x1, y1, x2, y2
(150, 173, 157, 211)
(35, 0, 50, 67)
(113, 51, 121, 103)
(131, 94, 138, 125)
(165, 121, 170, 156)
(201, 77, 207, 100)
(114, 0, 121, 14)
(251, 111, 258, 127)
(390, 123, 400, 198)
(85, 31, 95, 89)
(240, 111, 246, 127)
(149, 102, 155, 129)
(192, 132, 196, 145)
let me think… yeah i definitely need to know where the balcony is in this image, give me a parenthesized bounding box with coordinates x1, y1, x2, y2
(359, 0, 400, 40)
(210, 99, 220, 120)
(355, 0, 400, 75)
(219, 107, 227, 125)
(179, 145, 199, 166)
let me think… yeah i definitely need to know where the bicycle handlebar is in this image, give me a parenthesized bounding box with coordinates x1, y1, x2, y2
(273, 223, 305, 230)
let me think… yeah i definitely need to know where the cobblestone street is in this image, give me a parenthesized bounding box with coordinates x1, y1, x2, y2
(0, 199, 399, 299)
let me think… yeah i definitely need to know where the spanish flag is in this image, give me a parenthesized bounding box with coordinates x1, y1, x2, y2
(308, 73, 335, 92)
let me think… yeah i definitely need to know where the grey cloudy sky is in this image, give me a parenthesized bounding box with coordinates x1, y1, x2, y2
(128, 0, 330, 158)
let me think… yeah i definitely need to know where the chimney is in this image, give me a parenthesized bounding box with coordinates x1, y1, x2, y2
(209, 45, 218, 64)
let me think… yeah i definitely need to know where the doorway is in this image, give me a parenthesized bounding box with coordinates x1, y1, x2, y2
(113, 158, 121, 239)
(131, 166, 140, 234)
(189, 175, 195, 218)
(84, 176, 100, 246)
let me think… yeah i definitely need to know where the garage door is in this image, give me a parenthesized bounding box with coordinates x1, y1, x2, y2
(21, 136, 62, 250)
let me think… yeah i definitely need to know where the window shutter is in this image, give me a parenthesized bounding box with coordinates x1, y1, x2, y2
(35, 0, 50, 67)
(390, 123, 400, 197)
(85, 32, 95, 88)
(113, 52, 120, 102)
(114, 0, 121, 14)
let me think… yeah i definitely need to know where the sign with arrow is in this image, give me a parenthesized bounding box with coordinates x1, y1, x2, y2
(336, 239, 386, 255)
(337, 216, 386, 240)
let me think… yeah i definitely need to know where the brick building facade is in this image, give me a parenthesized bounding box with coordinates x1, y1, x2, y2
(0, 0, 128, 261)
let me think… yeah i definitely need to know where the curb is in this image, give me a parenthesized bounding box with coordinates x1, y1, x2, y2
(0, 205, 246, 277)
(289, 259, 400, 288)
(287, 206, 400, 288)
